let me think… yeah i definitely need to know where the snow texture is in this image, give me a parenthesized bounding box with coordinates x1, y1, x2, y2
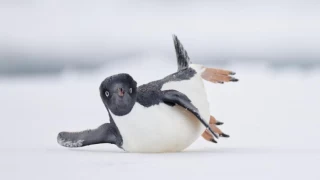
(0, 57, 320, 180)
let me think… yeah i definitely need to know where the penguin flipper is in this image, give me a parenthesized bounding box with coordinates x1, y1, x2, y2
(162, 90, 219, 139)
(57, 123, 120, 148)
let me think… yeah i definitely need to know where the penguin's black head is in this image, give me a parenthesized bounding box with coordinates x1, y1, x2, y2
(99, 73, 137, 116)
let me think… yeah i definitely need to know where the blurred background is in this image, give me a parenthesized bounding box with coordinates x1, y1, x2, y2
(1, 0, 320, 77)
(1, 1, 320, 180)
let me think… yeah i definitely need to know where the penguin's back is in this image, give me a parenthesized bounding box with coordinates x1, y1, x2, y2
(113, 64, 210, 153)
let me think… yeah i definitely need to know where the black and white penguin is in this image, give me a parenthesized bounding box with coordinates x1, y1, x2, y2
(57, 35, 238, 153)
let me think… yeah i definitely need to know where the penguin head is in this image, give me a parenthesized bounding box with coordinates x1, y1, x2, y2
(99, 73, 138, 116)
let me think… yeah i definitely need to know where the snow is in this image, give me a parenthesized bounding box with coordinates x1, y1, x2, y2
(1, 58, 320, 180)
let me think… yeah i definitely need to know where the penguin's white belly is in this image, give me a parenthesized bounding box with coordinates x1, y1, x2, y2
(114, 65, 210, 153)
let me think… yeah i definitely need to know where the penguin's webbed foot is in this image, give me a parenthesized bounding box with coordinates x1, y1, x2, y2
(201, 67, 239, 84)
(202, 130, 218, 143)
(201, 115, 230, 143)
(210, 116, 224, 127)
(210, 115, 230, 138)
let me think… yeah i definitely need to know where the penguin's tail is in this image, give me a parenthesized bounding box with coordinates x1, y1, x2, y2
(172, 34, 191, 71)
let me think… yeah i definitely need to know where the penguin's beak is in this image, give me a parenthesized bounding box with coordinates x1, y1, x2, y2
(118, 88, 125, 97)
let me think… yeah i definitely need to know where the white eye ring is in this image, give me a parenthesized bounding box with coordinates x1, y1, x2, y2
(129, 88, 132, 93)
(105, 91, 109, 97)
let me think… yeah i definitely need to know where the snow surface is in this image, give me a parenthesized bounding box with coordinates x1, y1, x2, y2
(1, 57, 320, 180)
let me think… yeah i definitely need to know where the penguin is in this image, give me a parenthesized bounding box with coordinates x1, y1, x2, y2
(57, 35, 238, 153)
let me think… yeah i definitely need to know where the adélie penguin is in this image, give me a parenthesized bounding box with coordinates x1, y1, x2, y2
(57, 35, 239, 153)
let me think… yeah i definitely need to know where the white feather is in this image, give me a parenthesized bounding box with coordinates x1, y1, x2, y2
(112, 64, 211, 153)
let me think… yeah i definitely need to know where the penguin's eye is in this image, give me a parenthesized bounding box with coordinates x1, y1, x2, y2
(105, 91, 109, 97)
(129, 88, 132, 93)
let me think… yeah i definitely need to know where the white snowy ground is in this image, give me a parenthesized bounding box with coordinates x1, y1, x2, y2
(1, 57, 320, 180)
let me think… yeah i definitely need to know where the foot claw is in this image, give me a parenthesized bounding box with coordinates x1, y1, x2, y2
(230, 77, 239, 82)
(211, 139, 217, 143)
(215, 121, 224, 125)
(220, 133, 230, 138)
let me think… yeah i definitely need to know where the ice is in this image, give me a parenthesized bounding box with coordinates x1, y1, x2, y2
(0, 58, 320, 180)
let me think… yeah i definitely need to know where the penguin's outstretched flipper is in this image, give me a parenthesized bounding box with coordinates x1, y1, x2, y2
(57, 123, 120, 148)
(162, 90, 219, 139)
